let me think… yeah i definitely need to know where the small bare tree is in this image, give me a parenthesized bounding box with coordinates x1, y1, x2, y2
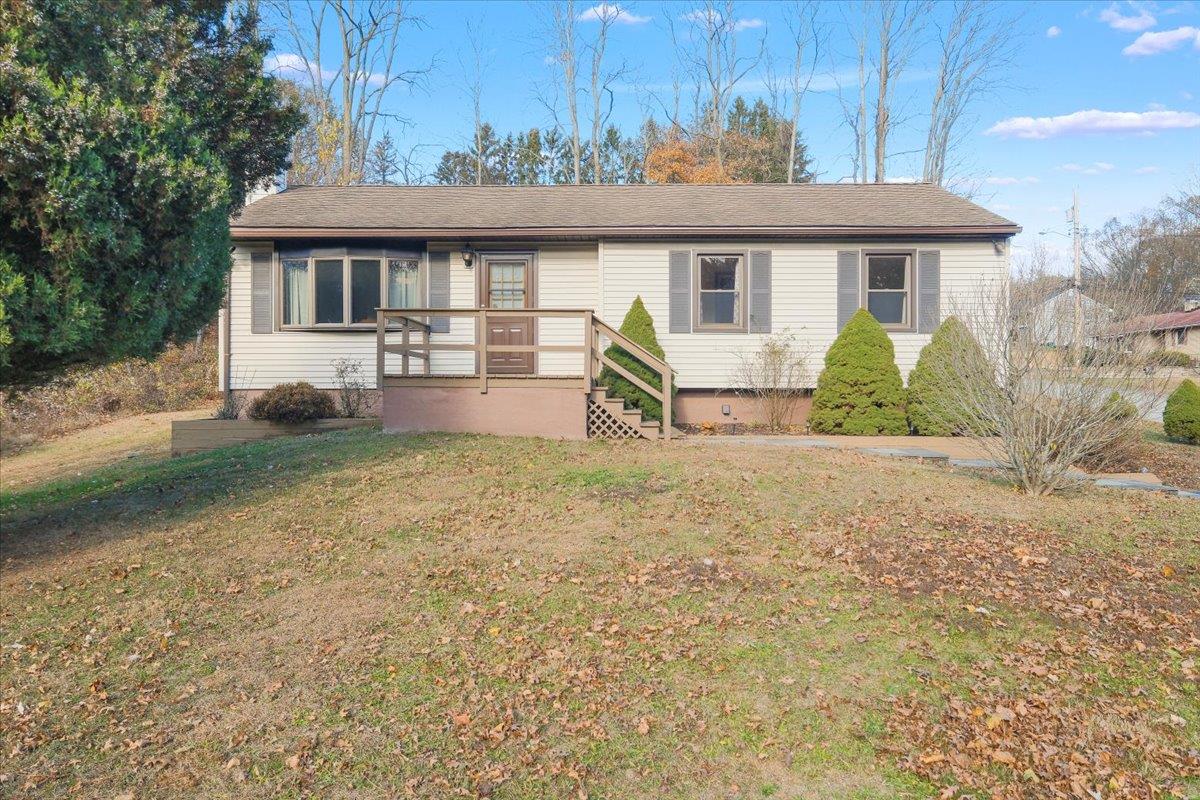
(732, 333, 811, 431)
(922, 273, 1174, 494)
(582, 3, 631, 184)
(773, 1, 825, 184)
(332, 358, 370, 418)
(540, 0, 583, 184)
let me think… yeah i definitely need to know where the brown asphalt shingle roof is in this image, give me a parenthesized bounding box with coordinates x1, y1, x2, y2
(230, 183, 1019, 237)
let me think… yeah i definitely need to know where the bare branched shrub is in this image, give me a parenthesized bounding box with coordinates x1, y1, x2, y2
(213, 390, 245, 420)
(921, 273, 1173, 494)
(732, 332, 811, 431)
(332, 358, 370, 418)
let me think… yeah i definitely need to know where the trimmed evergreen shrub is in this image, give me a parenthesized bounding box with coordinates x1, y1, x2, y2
(1102, 391, 1138, 421)
(1163, 379, 1200, 444)
(810, 309, 907, 435)
(907, 316, 973, 436)
(248, 382, 336, 423)
(599, 296, 674, 421)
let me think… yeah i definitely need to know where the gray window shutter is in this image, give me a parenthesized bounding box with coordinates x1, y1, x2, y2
(429, 251, 450, 333)
(668, 250, 690, 334)
(250, 252, 273, 334)
(836, 250, 860, 332)
(749, 250, 771, 333)
(917, 250, 941, 334)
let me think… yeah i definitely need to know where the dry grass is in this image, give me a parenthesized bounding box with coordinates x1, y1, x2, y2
(0, 330, 218, 455)
(1, 429, 1197, 799)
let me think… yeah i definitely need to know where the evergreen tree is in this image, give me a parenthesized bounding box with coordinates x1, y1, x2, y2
(809, 310, 908, 435)
(598, 296, 674, 421)
(906, 316, 988, 435)
(0, 0, 301, 386)
(365, 132, 401, 184)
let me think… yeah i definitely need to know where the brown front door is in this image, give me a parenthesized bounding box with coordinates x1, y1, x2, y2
(482, 256, 533, 374)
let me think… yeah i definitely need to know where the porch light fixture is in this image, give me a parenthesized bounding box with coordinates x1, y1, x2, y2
(461, 244, 476, 268)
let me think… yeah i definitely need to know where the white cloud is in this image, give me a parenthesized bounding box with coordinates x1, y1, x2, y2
(1182, 90, 1196, 101)
(1099, 2, 1157, 32)
(985, 176, 1040, 185)
(1134, 165, 1161, 173)
(1123, 26, 1200, 56)
(264, 52, 387, 87)
(578, 4, 650, 24)
(1046, 25, 1062, 38)
(985, 108, 1200, 139)
(681, 9, 763, 32)
(1058, 161, 1116, 175)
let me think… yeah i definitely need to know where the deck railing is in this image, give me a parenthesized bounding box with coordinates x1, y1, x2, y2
(375, 307, 674, 439)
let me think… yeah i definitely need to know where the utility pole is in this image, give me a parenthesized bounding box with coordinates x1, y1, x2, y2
(1071, 190, 1083, 363)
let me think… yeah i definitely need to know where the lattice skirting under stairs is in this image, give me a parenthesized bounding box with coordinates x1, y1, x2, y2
(587, 399, 647, 439)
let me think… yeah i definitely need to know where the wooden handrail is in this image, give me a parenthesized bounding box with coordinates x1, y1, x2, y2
(375, 307, 674, 439)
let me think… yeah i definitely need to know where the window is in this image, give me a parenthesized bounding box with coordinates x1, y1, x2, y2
(279, 253, 423, 329)
(1174, 327, 1187, 346)
(314, 259, 344, 324)
(864, 253, 912, 328)
(695, 253, 745, 330)
(387, 258, 419, 308)
(281, 259, 311, 326)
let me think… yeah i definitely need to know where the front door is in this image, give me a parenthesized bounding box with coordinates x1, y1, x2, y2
(482, 255, 534, 374)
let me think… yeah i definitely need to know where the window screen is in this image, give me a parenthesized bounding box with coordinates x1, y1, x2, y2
(314, 259, 344, 324)
(350, 259, 381, 324)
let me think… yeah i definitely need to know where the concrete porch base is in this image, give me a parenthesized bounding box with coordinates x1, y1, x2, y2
(383, 385, 588, 440)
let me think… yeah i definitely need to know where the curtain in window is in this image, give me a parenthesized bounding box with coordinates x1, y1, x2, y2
(282, 259, 310, 325)
(387, 258, 419, 308)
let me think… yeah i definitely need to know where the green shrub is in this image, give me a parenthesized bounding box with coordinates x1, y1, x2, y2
(248, 382, 336, 424)
(1163, 379, 1200, 444)
(1102, 391, 1138, 421)
(906, 316, 984, 436)
(599, 296, 674, 421)
(1154, 350, 1196, 368)
(810, 309, 907, 435)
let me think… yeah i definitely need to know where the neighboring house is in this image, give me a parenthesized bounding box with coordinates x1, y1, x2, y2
(1100, 308, 1200, 359)
(1022, 283, 1113, 348)
(224, 183, 1018, 439)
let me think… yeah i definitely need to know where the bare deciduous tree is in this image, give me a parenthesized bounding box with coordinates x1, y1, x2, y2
(871, 0, 927, 183)
(773, 1, 825, 184)
(541, 0, 583, 184)
(583, 4, 631, 183)
(270, 0, 429, 185)
(921, 0, 1020, 185)
(923, 272, 1174, 495)
(667, 1, 765, 172)
(732, 332, 811, 431)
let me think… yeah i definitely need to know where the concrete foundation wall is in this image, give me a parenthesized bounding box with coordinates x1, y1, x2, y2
(673, 389, 812, 428)
(383, 386, 587, 439)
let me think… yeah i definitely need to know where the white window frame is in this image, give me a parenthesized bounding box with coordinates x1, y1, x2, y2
(862, 251, 916, 331)
(278, 254, 424, 331)
(693, 251, 748, 333)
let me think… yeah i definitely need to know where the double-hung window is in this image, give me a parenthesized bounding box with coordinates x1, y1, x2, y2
(281, 253, 423, 329)
(694, 253, 746, 331)
(863, 253, 913, 329)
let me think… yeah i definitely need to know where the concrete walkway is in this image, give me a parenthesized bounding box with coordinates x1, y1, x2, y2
(685, 434, 1198, 500)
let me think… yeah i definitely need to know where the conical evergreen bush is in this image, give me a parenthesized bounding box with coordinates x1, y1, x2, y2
(809, 308, 907, 435)
(599, 296, 673, 421)
(907, 316, 984, 435)
(1163, 379, 1200, 444)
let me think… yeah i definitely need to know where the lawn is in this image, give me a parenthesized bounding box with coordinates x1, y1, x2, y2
(1, 423, 1197, 799)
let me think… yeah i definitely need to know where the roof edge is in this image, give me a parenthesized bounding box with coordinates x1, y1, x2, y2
(229, 224, 1021, 239)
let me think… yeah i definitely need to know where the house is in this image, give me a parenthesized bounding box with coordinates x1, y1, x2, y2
(224, 183, 1018, 439)
(1020, 282, 1112, 349)
(1100, 308, 1200, 360)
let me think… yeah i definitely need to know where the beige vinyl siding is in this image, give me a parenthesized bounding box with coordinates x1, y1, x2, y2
(228, 242, 599, 388)
(599, 240, 1007, 389)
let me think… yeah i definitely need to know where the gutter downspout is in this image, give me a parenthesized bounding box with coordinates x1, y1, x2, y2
(219, 274, 232, 395)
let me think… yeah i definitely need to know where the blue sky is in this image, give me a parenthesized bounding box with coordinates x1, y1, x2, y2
(261, 0, 1200, 270)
